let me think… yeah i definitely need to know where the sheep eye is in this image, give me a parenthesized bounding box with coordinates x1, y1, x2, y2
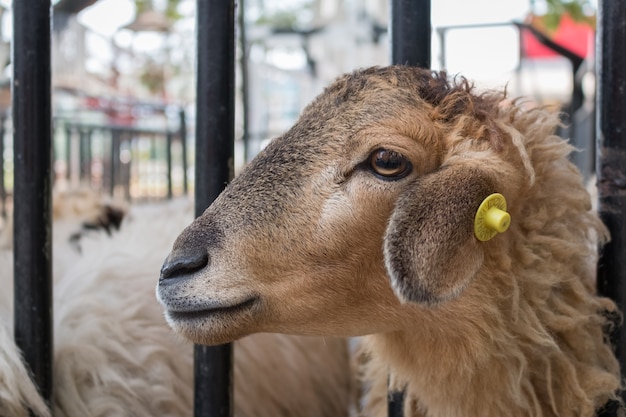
(369, 149, 412, 179)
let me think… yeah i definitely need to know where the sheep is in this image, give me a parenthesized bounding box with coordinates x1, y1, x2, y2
(0, 196, 353, 417)
(0, 188, 126, 254)
(0, 305, 51, 417)
(157, 66, 623, 417)
(0, 190, 115, 417)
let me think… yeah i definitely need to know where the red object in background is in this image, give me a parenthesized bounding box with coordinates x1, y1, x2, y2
(522, 14, 594, 58)
(81, 95, 136, 126)
(84, 96, 100, 109)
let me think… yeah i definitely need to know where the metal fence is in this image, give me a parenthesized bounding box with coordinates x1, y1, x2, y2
(596, 4, 626, 417)
(436, 20, 596, 183)
(9, 1, 626, 417)
(1, 114, 189, 214)
(55, 116, 189, 200)
(0, 111, 6, 220)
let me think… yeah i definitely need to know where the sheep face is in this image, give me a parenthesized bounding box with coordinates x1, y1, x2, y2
(157, 66, 520, 346)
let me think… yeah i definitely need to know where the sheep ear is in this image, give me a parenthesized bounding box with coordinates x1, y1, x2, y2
(383, 165, 496, 305)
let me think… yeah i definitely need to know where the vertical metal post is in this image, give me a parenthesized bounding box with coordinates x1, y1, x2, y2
(390, 0, 431, 67)
(194, 1, 236, 416)
(388, 388, 406, 417)
(85, 129, 93, 186)
(121, 135, 131, 202)
(0, 112, 6, 219)
(12, 0, 53, 408)
(388, 2, 430, 416)
(110, 129, 120, 197)
(596, 0, 626, 410)
(238, 0, 250, 163)
(166, 131, 173, 199)
(65, 126, 72, 181)
(79, 128, 92, 184)
(179, 109, 188, 195)
(51, 123, 58, 188)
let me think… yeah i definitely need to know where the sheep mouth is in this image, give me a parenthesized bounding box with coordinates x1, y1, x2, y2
(167, 297, 258, 322)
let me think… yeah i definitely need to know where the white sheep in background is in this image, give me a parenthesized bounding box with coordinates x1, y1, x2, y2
(0, 197, 353, 417)
(157, 66, 622, 417)
(0, 315, 51, 417)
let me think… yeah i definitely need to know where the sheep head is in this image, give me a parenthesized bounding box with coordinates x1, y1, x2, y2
(157, 66, 528, 346)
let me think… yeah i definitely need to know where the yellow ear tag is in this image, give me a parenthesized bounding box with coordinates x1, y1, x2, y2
(474, 193, 511, 242)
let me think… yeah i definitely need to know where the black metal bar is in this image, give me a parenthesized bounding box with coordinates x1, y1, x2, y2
(121, 135, 131, 201)
(0, 111, 6, 219)
(390, 0, 431, 67)
(51, 123, 58, 188)
(79, 129, 88, 182)
(596, 0, 626, 411)
(194, 0, 236, 416)
(128, 137, 136, 201)
(110, 129, 120, 197)
(12, 0, 53, 408)
(238, 0, 250, 163)
(388, 389, 406, 417)
(388, 2, 430, 415)
(65, 126, 72, 181)
(437, 21, 521, 31)
(149, 134, 156, 196)
(78, 129, 85, 182)
(85, 129, 92, 185)
(166, 131, 173, 199)
(101, 129, 110, 194)
(179, 109, 188, 195)
(54, 118, 175, 136)
(514, 22, 584, 70)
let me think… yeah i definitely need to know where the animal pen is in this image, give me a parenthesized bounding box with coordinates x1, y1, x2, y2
(7, 0, 626, 416)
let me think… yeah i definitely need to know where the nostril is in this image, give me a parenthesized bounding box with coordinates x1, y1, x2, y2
(160, 250, 209, 281)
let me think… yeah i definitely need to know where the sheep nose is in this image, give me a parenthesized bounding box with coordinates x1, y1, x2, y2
(160, 249, 209, 281)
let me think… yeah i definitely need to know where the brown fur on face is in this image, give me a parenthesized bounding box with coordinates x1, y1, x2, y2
(157, 66, 621, 417)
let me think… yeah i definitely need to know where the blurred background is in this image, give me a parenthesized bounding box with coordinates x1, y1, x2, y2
(0, 0, 597, 209)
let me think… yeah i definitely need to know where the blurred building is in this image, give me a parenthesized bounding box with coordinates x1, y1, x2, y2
(0, 0, 597, 196)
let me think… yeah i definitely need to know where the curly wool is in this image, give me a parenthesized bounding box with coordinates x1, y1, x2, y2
(355, 74, 621, 417)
